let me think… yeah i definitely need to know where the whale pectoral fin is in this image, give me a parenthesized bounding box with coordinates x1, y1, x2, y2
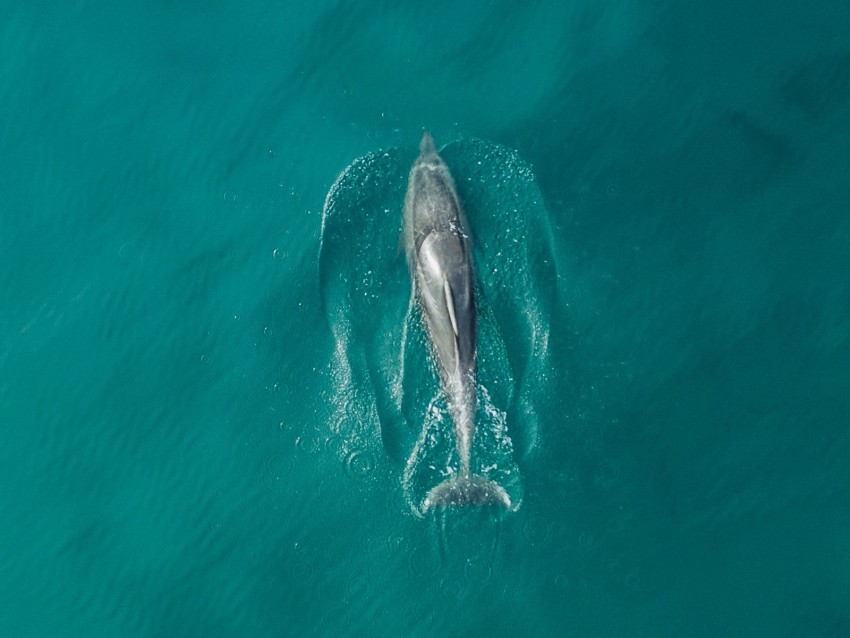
(443, 277, 459, 338)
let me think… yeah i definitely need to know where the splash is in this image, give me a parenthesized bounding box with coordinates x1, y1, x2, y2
(401, 384, 523, 516)
(319, 137, 558, 515)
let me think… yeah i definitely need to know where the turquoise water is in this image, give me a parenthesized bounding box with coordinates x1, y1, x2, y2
(2, 1, 850, 635)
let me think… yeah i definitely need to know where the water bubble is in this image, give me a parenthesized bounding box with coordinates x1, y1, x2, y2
(463, 554, 494, 585)
(295, 435, 323, 454)
(345, 450, 376, 479)
(262, 452, 292, 486)
(329, 410, 354, 435)
(324, 435, 343, 456)
(439, 576, 467, 601)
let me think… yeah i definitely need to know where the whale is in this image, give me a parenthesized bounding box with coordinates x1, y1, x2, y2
(403, 132, 511, 512)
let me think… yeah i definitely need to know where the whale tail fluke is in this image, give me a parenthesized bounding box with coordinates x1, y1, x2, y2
(422, 475, 511, 512)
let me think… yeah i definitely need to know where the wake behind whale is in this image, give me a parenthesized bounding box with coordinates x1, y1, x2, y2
(318, 133, 558, 516)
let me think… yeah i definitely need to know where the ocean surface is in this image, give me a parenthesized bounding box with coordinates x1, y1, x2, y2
(2, 1, 850, 636)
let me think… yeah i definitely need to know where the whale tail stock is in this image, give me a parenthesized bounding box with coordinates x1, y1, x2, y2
(422, 474, 511, 513)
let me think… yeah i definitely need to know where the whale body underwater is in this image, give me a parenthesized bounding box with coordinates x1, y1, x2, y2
(403, 132, 511, 512)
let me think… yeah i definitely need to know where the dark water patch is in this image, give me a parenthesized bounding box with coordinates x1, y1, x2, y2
(782, 50, 850, 121)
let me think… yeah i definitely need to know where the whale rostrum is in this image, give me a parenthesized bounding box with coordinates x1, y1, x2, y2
(403, 132, 511, 512)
